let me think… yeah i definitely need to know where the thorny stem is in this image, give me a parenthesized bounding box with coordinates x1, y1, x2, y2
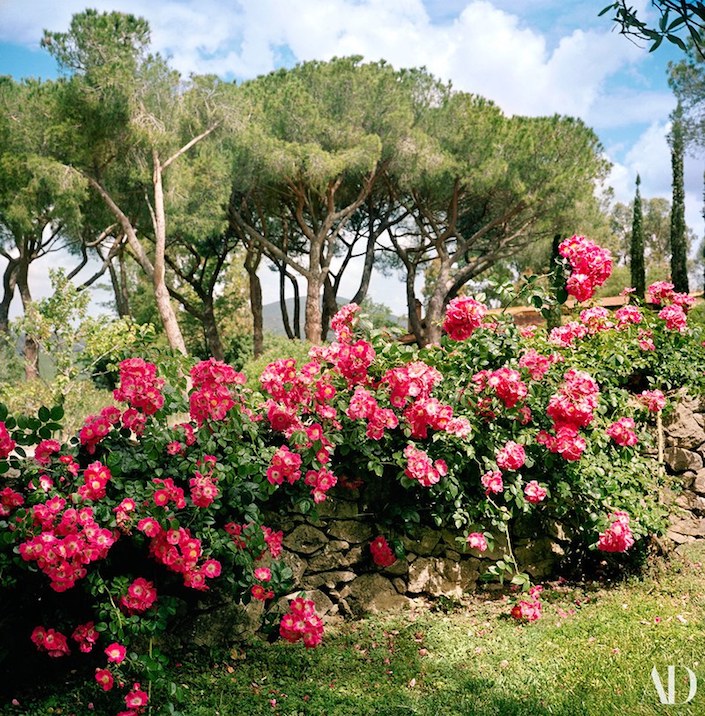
(148, 636, 153, 714)
(657, 410, 665, 474)
(487, 497, 521, 578)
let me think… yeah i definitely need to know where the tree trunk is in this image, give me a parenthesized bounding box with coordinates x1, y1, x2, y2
(245, 244, 264, 357)
(152, 155, 188, 355)
(405, 264, 425, 346)
(351, 202, 378, 305)
(84, 173, 187, 353)
(107, 253, 131, 318)
(119, 249, 131, 317)
(0, 258, 18, 335)
(290, 273, 301, 339)
(321, 275, 338, 341)
(424, 279, 448, 345)
(279, 260, 295, 340)
(202, 299, 225, 361)
(305, 275, 323, 344)
(16, 250, 38, 381)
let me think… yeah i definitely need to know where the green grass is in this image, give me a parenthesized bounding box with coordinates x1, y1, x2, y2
(5, 546, 705, 715)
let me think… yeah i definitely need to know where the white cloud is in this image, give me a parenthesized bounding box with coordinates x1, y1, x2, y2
(0, 0, 658, 122)
(2, 0, 697, 307)
(607, 120, 704, 242)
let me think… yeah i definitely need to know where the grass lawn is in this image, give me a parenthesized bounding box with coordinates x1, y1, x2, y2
(4, 545, 705, 716)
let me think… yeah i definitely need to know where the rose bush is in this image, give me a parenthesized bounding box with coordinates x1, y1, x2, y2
(0, 235, 703, 710)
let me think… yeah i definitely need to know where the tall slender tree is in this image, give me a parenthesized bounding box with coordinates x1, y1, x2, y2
(669, 103, 689, 293)
(701, 168, 705, 295)
(630, 174, 646, 298)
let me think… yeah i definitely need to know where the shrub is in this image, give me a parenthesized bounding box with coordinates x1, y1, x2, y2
(0, 236, 701, 712)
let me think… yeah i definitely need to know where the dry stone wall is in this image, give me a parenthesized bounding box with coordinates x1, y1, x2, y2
(184, 392, 705, 647)
(262, 389, 705, 619)
(663, 391, 705, 543)
(265, 494, 568, 619)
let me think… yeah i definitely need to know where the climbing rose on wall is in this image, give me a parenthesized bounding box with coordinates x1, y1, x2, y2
(637, 390, 666, 413)
(606, 417, 638, 447)
(466, 532, 488, 552)
(597, 512, 635, 553)
(370, 535, 397, 567)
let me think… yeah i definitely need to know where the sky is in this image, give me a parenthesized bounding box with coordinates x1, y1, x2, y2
(0, 0, 702, 316)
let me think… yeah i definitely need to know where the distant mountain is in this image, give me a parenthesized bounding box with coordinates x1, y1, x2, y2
(262, 297, 405, 337)
(262, 297, 309, 337)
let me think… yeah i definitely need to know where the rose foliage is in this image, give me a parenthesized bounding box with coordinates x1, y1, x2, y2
(0, 236, 703, 710)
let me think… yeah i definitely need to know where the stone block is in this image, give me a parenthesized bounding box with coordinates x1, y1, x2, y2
(327, 520, 373, 543)
(307, 544, 363, 572)
(302, 570, 357, 589)
(190, 599, 264, 646)
(314, 498, 360, 519)
(401, 527, 441, 556)
(383, 559, 409, 576)
(283, 524, 328, 554)
(664, 447, 703, 473)
(664, 399, 705, 449)
(407, 557, 478, 597)
(668, 517, 705, 537)
(692, 471, 705, 495)
(280, 549, 307, 583)
(392, 578, 407, 594)
(339, 574, 411, 614)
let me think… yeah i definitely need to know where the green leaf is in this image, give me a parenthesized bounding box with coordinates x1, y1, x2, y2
(50, 406, 65, 420)
(649, 35, 664, 52)
(38, 406, 51, 422)
(666, 34, 687, 51)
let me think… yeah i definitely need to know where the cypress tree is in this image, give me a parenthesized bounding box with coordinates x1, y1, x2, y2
(669, 103, 689, 293)
(702, 168, 705, 294)
(630, 174, 645, 298)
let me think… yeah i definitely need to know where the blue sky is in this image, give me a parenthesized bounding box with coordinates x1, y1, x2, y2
(0, 0, 701, 312)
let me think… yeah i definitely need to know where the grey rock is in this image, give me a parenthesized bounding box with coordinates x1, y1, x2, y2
(407, 557, 478, 597)
(383, 559, 409, 576)
(190, 599, 264, 646)
(664, 447, 703, 473)
(692, 471, 705, 495)
(664, 398, 705, 449)
(546, 521, 570, 543)
(283, 524, 328, 554)
(401, 527, 441, 556)
(339, 574, 411, 614)
(327, 520, 373, 543)
(392, 578, 407, 594)
(675, 492, 705, 513)
(668, 517, 705, 537)
(308, 544, 364, 572)
(314, 499, 360, 519)
(667, 529, 694, 545)
(301, 570, 357, 589)
(281, 549, 307, 583)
